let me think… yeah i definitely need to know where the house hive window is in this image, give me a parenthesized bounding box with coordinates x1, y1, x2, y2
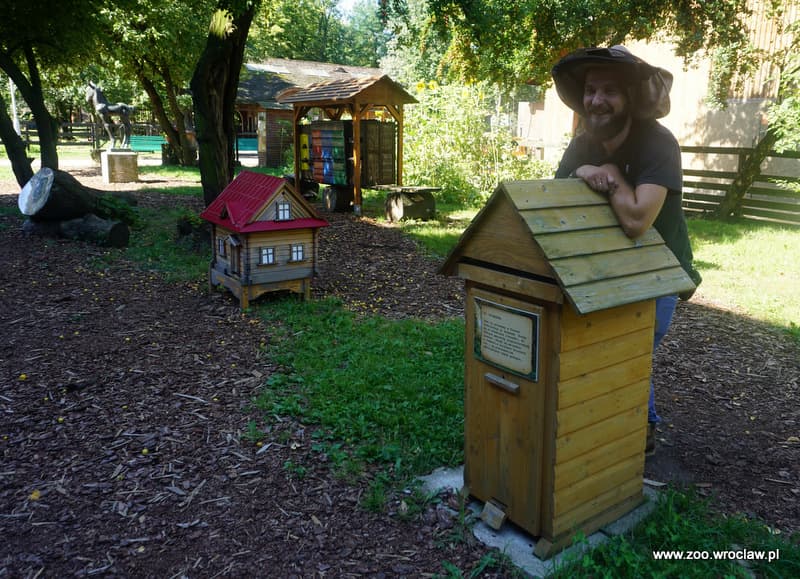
(277, 201, 291, 221)
(260, 247, 276, 265)
(290, 243, 305, 262)
(217, 237, 226, 257)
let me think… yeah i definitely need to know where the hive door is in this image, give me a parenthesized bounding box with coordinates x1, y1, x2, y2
(464, 286, 548, 536)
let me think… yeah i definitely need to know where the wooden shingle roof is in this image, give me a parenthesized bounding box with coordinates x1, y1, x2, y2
(238, 59, 384, 109)
(440, 179, 696, 314)
(276, 75, 417, 107)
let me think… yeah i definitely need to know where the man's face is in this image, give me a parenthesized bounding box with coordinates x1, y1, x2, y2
(582, 67, 631, 140)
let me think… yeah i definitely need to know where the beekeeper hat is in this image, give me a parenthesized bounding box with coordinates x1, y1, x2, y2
(551, 45, 673, 119)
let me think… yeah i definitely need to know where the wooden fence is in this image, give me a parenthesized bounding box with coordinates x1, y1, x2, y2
(681, 146, 800, 226)
(19, 122, 163, 150)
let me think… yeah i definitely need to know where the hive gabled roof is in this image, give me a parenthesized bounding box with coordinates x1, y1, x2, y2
(276, 75, 417, 107)
(440, 179, 696, 314)
(199, 171, 328, 234)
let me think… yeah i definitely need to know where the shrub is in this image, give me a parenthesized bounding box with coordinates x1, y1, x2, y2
(404, 81, 554, 206)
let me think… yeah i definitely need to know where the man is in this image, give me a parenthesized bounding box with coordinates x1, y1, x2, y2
(551, 46, 701, 455)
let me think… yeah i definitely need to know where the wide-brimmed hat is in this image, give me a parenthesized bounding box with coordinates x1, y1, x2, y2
(551, 45, 673, 119)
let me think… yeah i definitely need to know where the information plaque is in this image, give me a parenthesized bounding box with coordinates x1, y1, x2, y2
(474, 297, 540, 381)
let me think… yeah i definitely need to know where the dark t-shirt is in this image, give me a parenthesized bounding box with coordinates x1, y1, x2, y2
(555, 119, 696, 278)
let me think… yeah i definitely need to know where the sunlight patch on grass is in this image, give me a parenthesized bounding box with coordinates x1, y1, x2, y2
(687, 218, 799, 334)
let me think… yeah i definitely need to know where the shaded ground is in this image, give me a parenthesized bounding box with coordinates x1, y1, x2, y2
(1, 166, 798, 577)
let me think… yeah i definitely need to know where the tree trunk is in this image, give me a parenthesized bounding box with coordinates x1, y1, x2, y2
(19, 168, 137, 224)
(712, 129, 779, 219)
(0, 47, 59, 179)
(137, 67, 196, 167)
(0, 91, 34, 186)
(191, 3, 258, 206)
(21, 45, 60, 170)
(23, 214, 130, 248)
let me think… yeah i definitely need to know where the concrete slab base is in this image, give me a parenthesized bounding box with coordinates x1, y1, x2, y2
(419, 466, 659, 578)
(101, 150, 138, 184)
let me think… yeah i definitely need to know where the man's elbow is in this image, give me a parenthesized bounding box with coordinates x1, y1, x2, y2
(620, 220, 649, 239)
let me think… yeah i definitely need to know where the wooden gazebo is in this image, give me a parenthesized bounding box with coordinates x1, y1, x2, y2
(276, 75, 417, 214)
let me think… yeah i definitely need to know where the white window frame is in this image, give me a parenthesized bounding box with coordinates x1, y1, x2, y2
(259, 246, 276, 266)
(290, 243, 305, 262)
(276, 201, 291, 221)
(217, 237, 226, 257)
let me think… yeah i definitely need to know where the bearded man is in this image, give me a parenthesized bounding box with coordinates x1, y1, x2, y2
(551, 46, 701, 455)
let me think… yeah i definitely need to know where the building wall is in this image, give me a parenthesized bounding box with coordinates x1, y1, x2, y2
(517, 1, 797, 169)
(212, 228, 317, 282)
(243, 229, 316, 285)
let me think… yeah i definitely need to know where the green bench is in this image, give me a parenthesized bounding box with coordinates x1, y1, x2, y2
(129, 135, 166, 152)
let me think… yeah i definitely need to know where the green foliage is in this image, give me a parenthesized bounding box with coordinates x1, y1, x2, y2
(247, 0, 386, 66)
(341, 0, 391, 67)
(209, 9, 237, 38)
(380, 0, 450, 85)
(551, 488, 800, 578)
(422, 0, 750, 88)
(404, 81, 554, 206)
(768, 46, 800, 151)
(249, 0, 343, 63)
(243, 419, 266, 442)
(96, 195, 141, 227)
(283, 459, 308, 479)
(706, 42, 762, 110)
(255, 297, 465, 484)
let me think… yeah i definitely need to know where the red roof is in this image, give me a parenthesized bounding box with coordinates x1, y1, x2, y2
(200, 171, 328, 233)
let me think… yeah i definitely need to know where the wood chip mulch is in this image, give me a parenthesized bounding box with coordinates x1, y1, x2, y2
(1, 166, 798, 577)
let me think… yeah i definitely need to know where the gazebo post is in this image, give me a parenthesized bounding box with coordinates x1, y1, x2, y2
(291, 105, 310, 193)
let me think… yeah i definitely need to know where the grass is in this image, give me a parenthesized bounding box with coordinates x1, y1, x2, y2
(551, 488, 800, 578)
(254, 297, 465, 483)
(687, 217, 800, 340)
(122, 206, 210, 282)
(242, 202, 799, 576)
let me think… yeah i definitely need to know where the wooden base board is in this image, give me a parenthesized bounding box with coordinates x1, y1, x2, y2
(533, 492, 645, 559)
(210, 268, 311, 309)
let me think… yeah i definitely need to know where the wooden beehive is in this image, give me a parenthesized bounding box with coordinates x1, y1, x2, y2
(439, 179, 695, 557)
(200, 171, 329, 309)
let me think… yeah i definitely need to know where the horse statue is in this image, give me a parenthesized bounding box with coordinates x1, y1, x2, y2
(85, 81, 134, 149)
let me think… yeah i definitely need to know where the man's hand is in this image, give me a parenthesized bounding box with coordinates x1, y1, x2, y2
(573, 163, 666, 238)
(573, 164, 620, 194)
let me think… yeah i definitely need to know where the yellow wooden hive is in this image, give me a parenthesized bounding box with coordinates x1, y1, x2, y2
(439, 179, 695, 557)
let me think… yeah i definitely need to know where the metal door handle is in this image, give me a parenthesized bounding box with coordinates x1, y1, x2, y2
(485, 373, 520, 394)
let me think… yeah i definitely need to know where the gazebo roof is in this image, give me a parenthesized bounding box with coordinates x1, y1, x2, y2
(238, 59, 384, 110)
(276, 75, 417, 108)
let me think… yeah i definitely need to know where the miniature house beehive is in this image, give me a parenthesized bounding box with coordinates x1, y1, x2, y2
(440, 179, 695, 557)
(200, 171, 328, 308)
